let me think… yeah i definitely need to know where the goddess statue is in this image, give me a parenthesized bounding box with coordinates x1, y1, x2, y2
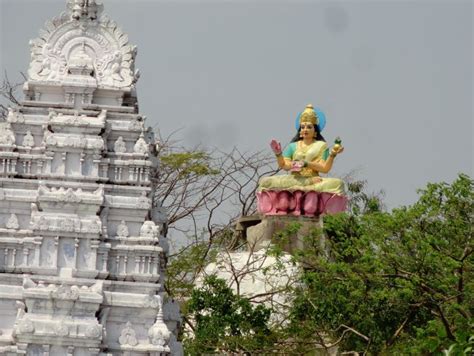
(257, 104, 347, 216)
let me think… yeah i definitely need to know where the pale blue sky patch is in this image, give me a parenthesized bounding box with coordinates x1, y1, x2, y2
(1, 0, 472, 210)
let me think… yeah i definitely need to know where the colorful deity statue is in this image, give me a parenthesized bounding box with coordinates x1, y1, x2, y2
(257, 104, 347, 216)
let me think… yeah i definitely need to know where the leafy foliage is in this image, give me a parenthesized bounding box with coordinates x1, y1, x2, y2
(286, 174, 473, 354)
(185, 275, 274, 354)
(160, 151, 220, 177)
(170, 166, 472, 354)
(165, 241, 217, 300)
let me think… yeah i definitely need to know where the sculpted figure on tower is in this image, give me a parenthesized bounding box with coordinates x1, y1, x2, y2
(257, 104, 347, 216)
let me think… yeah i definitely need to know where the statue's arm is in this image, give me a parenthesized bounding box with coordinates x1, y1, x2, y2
(277, 156, 292, 171)
(307, 146, 343, 174)
(307, 156, 336, 174)
(273, 141, 293, 171)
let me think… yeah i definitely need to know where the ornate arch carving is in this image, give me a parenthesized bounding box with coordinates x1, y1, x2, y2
(28, 0, 138, 89)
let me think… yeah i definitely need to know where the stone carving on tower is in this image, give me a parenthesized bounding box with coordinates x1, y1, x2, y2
(0, 1, 182, 355)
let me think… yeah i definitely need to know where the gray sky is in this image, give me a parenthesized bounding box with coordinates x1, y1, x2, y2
(1, 0, 472, 210)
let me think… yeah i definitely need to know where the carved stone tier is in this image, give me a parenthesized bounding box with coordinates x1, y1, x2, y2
(14, 279, 104, 350)
(1, 111, 154, 185)
(0, 274, 182, 356)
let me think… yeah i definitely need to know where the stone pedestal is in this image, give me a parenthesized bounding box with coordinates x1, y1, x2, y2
(247, 215, 330, 257)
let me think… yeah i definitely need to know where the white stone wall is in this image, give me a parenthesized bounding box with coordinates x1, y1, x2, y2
(0, 1, 182, 355)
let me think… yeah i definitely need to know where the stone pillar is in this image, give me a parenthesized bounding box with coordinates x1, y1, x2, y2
(22, 247, 30, 267)
(134, 255, 140, 274)
(33, 236, 42, 267)
(61, 152, 67, 175)
(74, 237, 79, 270)
(90, 240, 100, 271)
(92, 154, 101, 177)
(102, 251, 108, 273)
(123, 255, 128, 275)
(44, 152, 54, 173)
(53, 236, 59, 269)
(80, 152, 85, 174)
(37, 157, 44, 174)
(152, 256, 159, 276)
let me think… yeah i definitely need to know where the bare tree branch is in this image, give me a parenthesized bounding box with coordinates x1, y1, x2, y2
(0, 71, 25, 121)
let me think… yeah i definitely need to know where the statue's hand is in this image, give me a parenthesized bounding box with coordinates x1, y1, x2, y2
(270, 139, 282, 155)
(331, 146, 344, 156)
(290, 160, 304, 172)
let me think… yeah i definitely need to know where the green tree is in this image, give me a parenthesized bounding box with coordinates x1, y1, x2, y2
(185, 275, 274, 354)
(286, 174, 473, 354)
(156, 139, 276, 303)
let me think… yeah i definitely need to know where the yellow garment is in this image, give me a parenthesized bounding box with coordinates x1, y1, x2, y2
(258, 140, 345, 194)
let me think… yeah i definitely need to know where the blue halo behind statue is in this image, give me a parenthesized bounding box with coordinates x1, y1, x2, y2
(295, 106, 326, 132)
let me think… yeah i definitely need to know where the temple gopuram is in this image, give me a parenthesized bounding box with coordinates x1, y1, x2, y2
(0, 1, 182, 355)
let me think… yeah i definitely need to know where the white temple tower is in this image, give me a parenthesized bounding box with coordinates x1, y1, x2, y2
(0, 1, 182, 354)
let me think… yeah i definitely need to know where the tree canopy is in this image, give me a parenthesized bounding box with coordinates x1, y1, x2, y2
(181, 174, 473, 355)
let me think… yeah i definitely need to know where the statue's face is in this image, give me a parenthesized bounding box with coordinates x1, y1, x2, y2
(300, 123, 315, 139)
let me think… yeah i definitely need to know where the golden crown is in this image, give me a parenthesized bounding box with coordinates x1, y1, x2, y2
(299, 104, 318, 126)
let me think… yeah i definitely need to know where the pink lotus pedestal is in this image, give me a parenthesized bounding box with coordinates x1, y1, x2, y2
(257, 190, 347, 217)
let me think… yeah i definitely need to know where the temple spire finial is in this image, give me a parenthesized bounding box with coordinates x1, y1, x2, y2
(28, 0, 136, 90)
(68, 0, 102, 21)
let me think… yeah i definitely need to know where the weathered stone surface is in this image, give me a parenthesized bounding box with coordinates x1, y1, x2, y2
(201, 215, 329, 327)
(0, 1, 182, 354)
(247, 215, 327, 255)
(202, 247, 299, 324)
